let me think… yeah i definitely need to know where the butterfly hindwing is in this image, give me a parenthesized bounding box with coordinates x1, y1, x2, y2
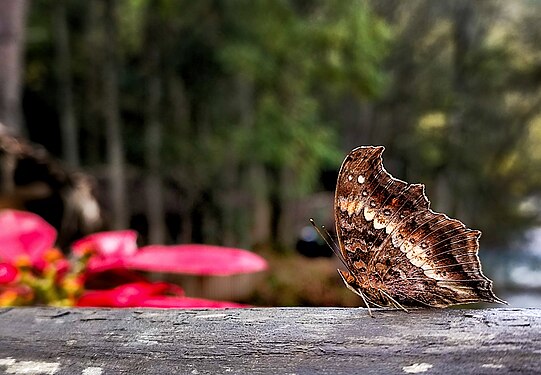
(334, 146, 504, 308)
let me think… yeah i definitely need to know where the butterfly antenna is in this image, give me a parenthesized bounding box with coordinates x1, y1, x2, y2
(321, 224, 339, 249)
(309, 218, 347, 268)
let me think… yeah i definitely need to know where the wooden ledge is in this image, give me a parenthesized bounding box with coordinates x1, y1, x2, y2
(0, 307, 539, 374)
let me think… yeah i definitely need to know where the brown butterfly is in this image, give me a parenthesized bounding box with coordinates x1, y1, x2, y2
(333, 146, 505, 315)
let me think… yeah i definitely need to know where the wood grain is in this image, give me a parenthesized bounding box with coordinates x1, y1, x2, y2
(0, 307, 539, 374)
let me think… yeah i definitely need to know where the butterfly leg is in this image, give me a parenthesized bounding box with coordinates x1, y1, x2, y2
(338, 269, 375, 317)
(379, 289, 408, 313)
(357, 289, 374, 318)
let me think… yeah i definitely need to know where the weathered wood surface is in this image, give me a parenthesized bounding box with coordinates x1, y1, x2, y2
(0, 307, 540, 374)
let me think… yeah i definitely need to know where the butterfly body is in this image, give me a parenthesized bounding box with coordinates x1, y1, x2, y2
(334, 146, 504, 309)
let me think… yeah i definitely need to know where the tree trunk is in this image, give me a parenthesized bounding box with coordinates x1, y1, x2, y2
(234, 76, 271, 246)
(447, 0, 484, 223)
(250, 164, 271, 245)
(166, 73, 192, 243)
(144, 5, 165, 244)
(103, 0, 128, 229)
(0, 0, 28, 134)
(268, 165, 282, 246)
(145, 76, 165, 244)
(53, 0, 79, 166)
(82, 1, 103, 166)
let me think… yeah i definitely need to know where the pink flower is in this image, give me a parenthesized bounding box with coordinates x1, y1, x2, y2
(134, 296, 248, 308)
(72, 233, 268, 308)
(0, 263, 19, 284)
(76, 281, 183, 307)
(73, 231, 268, 276)
(72, 230, 138, 258)
(0, 210, 57, 265)
(0, 210, 268, 308)
(72, 230, 138, 272)
(127, 244, 269, 276)
(77, 281, 247, 308)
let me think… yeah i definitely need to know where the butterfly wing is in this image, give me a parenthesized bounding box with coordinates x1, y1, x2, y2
(334, 146, 504, 307)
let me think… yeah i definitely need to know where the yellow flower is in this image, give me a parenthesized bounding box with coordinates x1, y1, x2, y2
(62, 275, 84, 297)
(14, 255, 31, 268)
(0, 289, 19, 306)
(43, 248, 64, 263)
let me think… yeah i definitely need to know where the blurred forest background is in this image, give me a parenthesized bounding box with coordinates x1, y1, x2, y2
(1, 0, 541, 307)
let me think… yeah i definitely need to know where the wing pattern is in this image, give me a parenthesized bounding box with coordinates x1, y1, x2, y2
(334, 146, 504, 308)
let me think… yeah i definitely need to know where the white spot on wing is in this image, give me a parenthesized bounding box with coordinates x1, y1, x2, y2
(364, 206, 375, 221)
(348, 175, 353, 181)
(392, 233, 403, 247)
(400, 240, 413, 253)
(402, 363, 433, 373)
(357, 175, 365, 184)
(423, 268, 440, 280)
(373, 217, 386, 230)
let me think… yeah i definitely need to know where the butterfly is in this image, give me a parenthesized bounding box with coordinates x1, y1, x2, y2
(333, 146, 505, 315)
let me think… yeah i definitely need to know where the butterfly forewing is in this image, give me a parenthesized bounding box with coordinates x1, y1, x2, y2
(334, 146, 504, 308)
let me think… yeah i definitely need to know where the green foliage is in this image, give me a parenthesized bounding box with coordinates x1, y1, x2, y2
(111, 0, 391, 244)
(23, 0, 541, 248)
(214, 0, 390, 194)
(372, 0, 541, 245)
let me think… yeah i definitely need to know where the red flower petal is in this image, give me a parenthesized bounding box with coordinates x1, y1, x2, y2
(0, 210, 57, 263)
(136, 296, 249, 308)
(125, 244, 268, 276)
(76, 281, 184, 307)
(77, 291, 248, 308)
(72, 230, 138, 272)
(72, 230, 138, 257)
(83, 257, 125, 273)
(0, 263, 19, 284)
(54, 259, 70, 276)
